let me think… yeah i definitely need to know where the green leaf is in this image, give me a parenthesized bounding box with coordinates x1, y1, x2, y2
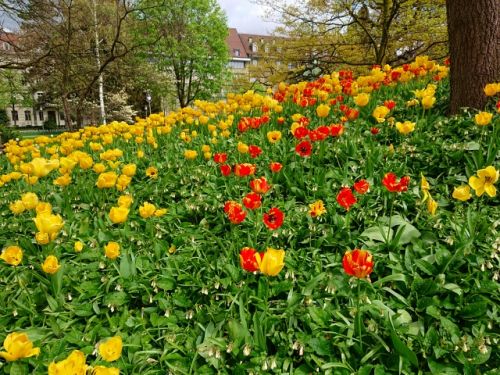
(307, 337, 332, 356)
(428, 359, 460, 374)
(46, 294, 59, 311)
(104, 291, 128, 306)
(373, 273, 407, 287)
(443, 283, 462, 296)
(9, 362, 28, 375)
(389, 321, 418, 367)
(157, 277, 176, 291)
(302, 272, 326, 296)
(361, 226, 392, 243)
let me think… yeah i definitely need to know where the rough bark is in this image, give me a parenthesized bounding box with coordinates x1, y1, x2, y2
(446, 0, 500, 114)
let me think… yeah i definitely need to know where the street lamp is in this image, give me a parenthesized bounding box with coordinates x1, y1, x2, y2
(145, 91, 152, 117)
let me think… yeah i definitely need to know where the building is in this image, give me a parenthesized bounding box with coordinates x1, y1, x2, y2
(1, 31, 67, 128)
(226, 28, 295, 93)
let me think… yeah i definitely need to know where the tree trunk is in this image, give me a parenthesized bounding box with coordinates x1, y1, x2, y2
(446, 0, 500, 114)
(62, 95, 73, 129)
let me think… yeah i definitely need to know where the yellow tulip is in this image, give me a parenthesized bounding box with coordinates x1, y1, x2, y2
(153, 208, 167, 217)
(184, 150, 198, 160)
(92, 366, 120, 375)
(74, 241, 84, 252)
(267, 131, 282, 144)
(9, 200, 26, 215)
(372, 106, 390, 123)
(427, 196, 438, 216)
(145, 166, 158, 179)
(421, 95, 436, 109)
(42, 255, 61, 274)
(99, 336, 123, 362)
(316, 104, 330, 118)
(104, 242, 120, 260)
(309, 200, 327, 217)
(354, 93, 370, 107)
(79, 156, 93, 169)
(474, 111, 493, 126)
(237, 142, 249, 154)
(256, 248, 285, 276)
(35, 232, 50, 245)
(395, 121, 416, 135)
(116, 174, 132, 191)
(484, 83, 499, 96)
(96, 172, 118, 189)
(35, 202, 52, 214)
(0, 332, 40, 362)
(121, 164, 137, 177)
(469, 166, 498, 197)
(117, 195, 133, 208)
(28, 157, 59, 178)
(93, 163, 107, 174)
(34, 212, 64, 239)
(0, 246, 23, 266)
(54, 174, 72, 187)
(109, 206, 129, 224)
(139, 202, 156, 218)
(452, 185, 472, 201)
(21, 192, 38, 210)
(48, 350, 87, 375)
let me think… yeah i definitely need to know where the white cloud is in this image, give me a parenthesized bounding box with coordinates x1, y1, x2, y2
(217, 0, 276, 35)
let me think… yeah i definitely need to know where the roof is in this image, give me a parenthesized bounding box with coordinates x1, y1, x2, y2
(227, 28, 249, 58)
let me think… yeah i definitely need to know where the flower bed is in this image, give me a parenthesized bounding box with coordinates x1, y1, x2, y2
(0, 56, 499, 374)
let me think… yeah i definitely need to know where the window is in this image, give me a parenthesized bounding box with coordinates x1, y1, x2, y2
(59, 112, 65, 121)
(24, 111, 31, 121)
(252, 59, 258, 66)
(252, 43, 257, 52)
(229, 61, 245, 69)
(39, 111, 44, 121)
(11, 110, 18, 121)
(264, 44, 269, 53)
(233, 49, 240, 57)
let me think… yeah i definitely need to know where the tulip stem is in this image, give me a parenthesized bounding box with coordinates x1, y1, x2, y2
(386, 194, 395, 248)
(356, 280, 363, 351)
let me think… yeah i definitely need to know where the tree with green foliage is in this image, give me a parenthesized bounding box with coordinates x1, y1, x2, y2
(0, 0, 161, 127)
(256, 0, 448, 82)
(137, 0, 230, 108)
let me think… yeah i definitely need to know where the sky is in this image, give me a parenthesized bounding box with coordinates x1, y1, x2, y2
(217, 0, 277, 35)
(1, 2, 278, 35)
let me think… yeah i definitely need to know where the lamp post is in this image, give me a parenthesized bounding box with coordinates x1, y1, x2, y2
(145, 91, 152, 117)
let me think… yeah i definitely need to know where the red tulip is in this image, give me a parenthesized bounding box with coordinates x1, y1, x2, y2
(295, 140, 312, 157)
(213, 153, 227, 164)
(353, 179, 370, 194)
(269, 162, 282, 173)
(219, 164, 231, 176)
(239, 247, 261, 272)
(263, 207, 284, 230)
(242, 192, 262, 210)
(248, 145, 262, 159)
(249, 177, 271, 195)
(342, 249, 374, 278)
(382, 172, 410, 192)
(336, 187, 357, 211)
